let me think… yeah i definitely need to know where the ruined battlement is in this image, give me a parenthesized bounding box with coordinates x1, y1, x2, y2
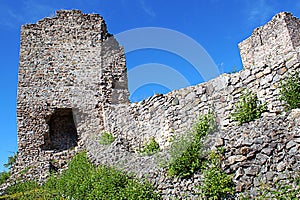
(239, 12, 300, 69)
(14, 10, 129, 182)
(5, 10, 300, 198)
(20, 10, 111, 70)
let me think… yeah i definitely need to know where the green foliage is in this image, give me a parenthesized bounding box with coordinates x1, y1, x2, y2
(0, 171, 10, 185)
(99, 131, 115, 145)
(198, 151, 235, 199)
(167, 113, 215, 177)
(167, 135, 204, 177)
(3, 153, 17, 169)
(2, 152, 160, 200)
(3, 181, 40, 196)
(86, 166, 159, 200)
(231, 90, 266, 125)
(140, 137, 160, 156)
(0, 184, 59, 200)
(0, 153, 16, 187)
(48, 152, 160, 199)
(279, 71, 300, 110)
(164, 128, 195, 177)
(53, 151, 95, 199)
(192, 113, 215, 141)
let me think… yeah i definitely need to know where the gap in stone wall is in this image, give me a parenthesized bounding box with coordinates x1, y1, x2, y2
(43, 108, 78, 151)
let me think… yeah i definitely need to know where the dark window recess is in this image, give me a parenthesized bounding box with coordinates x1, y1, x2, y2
(43, 108, 78, 151)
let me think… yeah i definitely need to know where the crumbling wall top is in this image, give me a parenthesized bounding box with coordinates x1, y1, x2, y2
(239, 12, 300, 69)
(22, 10, 108, 38)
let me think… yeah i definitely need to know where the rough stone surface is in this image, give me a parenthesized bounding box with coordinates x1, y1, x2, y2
(10, 10, 129, 183)
(1, 10, 300, 199)
(104, 13, 300, 153)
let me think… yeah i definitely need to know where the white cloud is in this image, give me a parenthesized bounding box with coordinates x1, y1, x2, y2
(0, 2, 21, 29)
(247, 0, 276, 24)
(0, 1, 55, 30)
(23, 1, 55, 23)
(139, 0, 156, 17)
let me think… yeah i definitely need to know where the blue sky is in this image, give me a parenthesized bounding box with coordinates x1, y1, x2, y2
(0, 0, 300, 172)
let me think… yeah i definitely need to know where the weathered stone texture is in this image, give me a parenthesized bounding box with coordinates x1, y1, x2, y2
(239, 12, 300, 69)
(95, 11, 300, 198)
(2, 10, 300, 199)
(13, 10, 129, 182)
(105, 63, 299, 152)
(103, 12, 300, 154)
(88, 109, 300, 199)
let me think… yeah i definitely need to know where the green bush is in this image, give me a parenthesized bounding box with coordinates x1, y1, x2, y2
(88, 166, 159, 200)
(198, 151, 235, 199)
(0, 171, 10, 185)
(3, 181, 40, 196)
(279, 71, 300, 110)
(231, 90, 266, 125)
(99, 131, 115, 145)
(140, 137, 160, 156)
(2, 152, 160, 200)
(0, 153, 16, 185)
(0, 181, 60, 200)
(50, 152, 160, 199)
(3, 154, 17, 170)
(167, 113, 215, 177)
(192, 112, 215, 141)
(53, 151, 95, 199)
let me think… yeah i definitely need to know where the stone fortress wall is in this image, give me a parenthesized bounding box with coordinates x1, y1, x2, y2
(104, 12, 300, 152)
(88, 12, 300, 198)
(4, 10, 300, 198)
(12, 10, 129, 182)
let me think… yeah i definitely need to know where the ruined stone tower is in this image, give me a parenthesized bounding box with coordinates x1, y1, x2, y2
(13, 10, 129, 180)
(239, 12, 300, 69)
(9, 11, 300, 196)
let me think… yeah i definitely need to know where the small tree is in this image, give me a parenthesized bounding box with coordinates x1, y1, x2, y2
(0, 171, 10, 185)
(167, 113, 215, 177)
(140, 138, 160, 156)
(99, 131, 115, 145)
(4, 153, 17, 169)
(198, 151, 235, 199)
(279, 71, 300, 110)
(231, 90, 266, 125)
(0, 153, 16, 185)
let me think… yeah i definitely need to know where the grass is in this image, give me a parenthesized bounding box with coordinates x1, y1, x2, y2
(1, 152, 161, 200)
(279, 71, 300, 110)
(99, 131, 115, 145)
(198, 150, 235, 199)
(231, 89, 266, 125)
(140, 137, 160, 156)
(166, 113, 215, 177)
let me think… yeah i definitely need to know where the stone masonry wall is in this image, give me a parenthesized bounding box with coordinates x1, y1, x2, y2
(104, 12, 300, 152)
(88, 110, 300, 199)
(239, 12, 300, 70)
(2, 10, 300, 199)
(87, 12, 300, 198)
(12, 10, 129, 182)
(214, 109, 300, 198)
